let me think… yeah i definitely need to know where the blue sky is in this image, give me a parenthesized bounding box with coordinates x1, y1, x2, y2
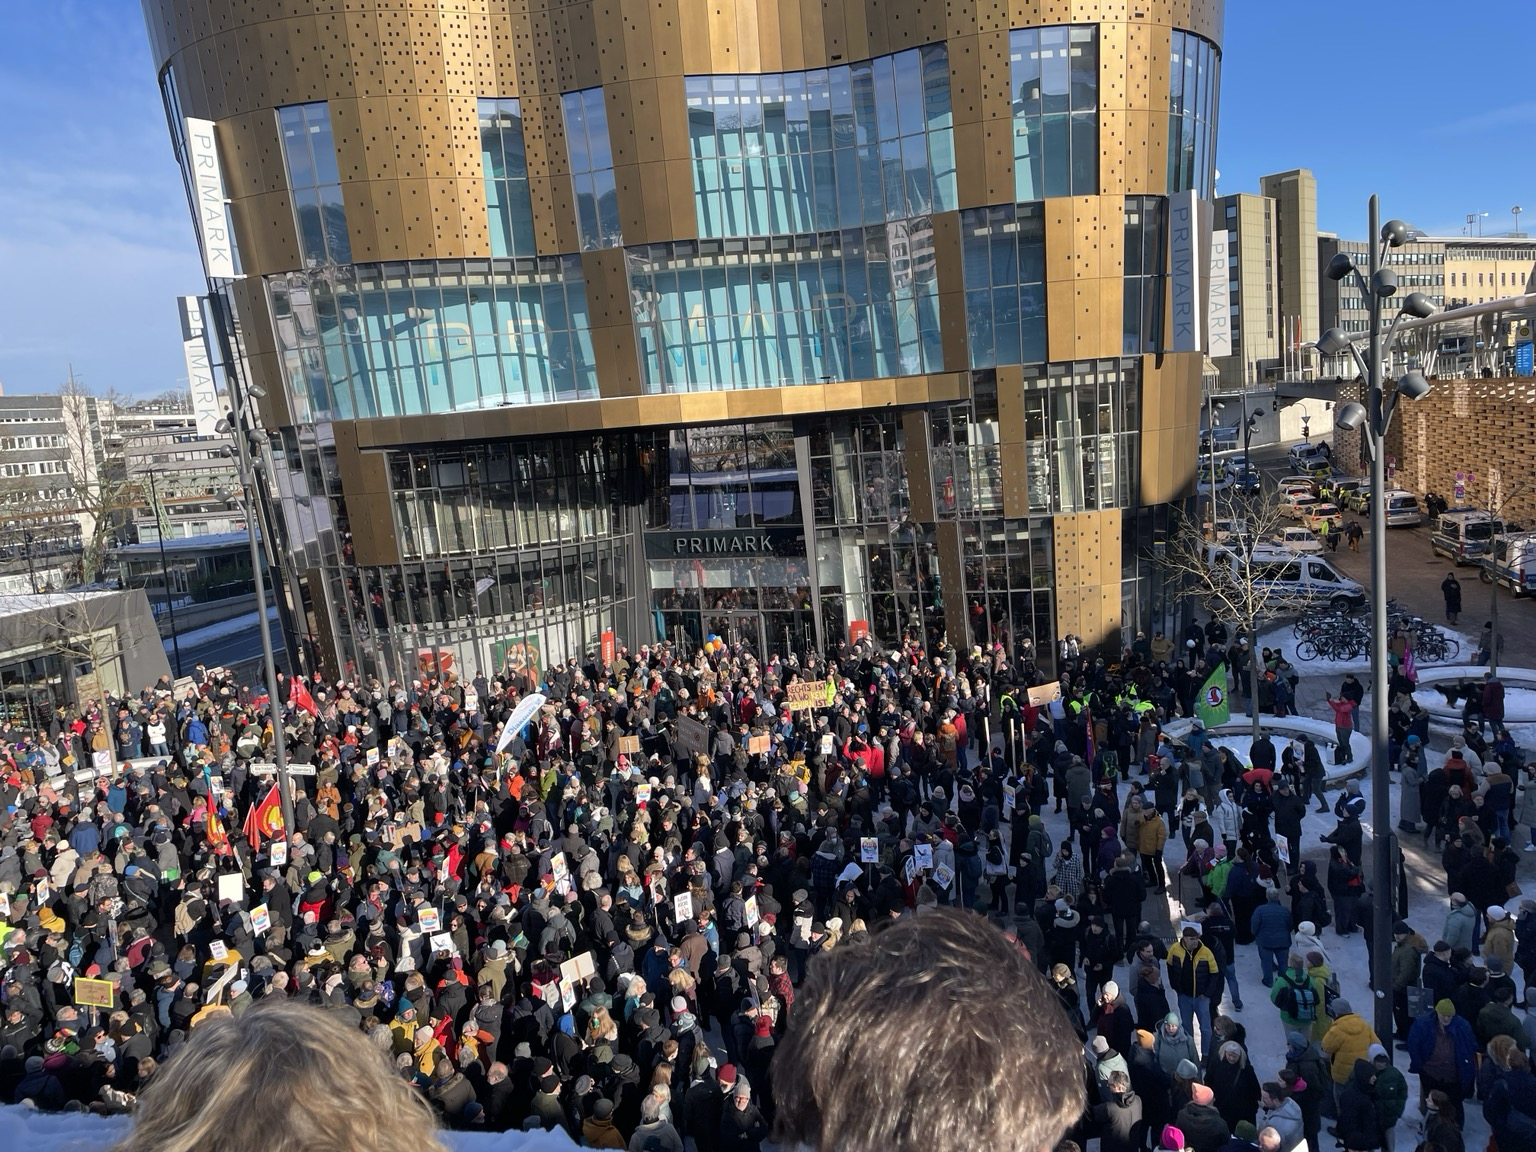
(1, 1, 1533, 398)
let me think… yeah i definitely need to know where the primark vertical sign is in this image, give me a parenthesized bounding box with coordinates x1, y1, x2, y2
(1168, 190, 1203, 353)
(184, 118, 237, 279)
(179, 297, 221, 438)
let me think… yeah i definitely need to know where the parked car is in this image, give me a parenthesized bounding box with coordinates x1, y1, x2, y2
(1321, 477, 1364, 506)
(1272, 525, 1324, 554)
(1383, 489, 1422, 527)
(1230, 466, 1263, 493)
(1278, 491, 1320, 519)
(1287, 442, 1331, 473)
(1196, 463, 1233, 495)
(1303, 503, 1343, 534)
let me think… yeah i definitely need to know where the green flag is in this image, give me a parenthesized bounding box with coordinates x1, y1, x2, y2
(1195, 662, 1231, 728)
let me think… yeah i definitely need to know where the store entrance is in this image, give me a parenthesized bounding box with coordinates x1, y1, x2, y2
(697, 609, 817, 661)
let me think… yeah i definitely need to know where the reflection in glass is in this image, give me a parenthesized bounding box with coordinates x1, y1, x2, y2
(562, 88, 623, 249)
(277, 103, 351, 266)
(959, 203, 1047, 370)
(685, 44, 955, 239)
(1168, 31, 1221, 196)
(628, 221, 941, 392)
(1011, 26, 1098, 202)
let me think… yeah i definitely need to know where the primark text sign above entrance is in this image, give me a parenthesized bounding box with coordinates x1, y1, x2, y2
(644, 528, 805, 559)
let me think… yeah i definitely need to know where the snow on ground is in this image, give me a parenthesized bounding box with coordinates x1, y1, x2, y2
(162, 605, 279, 653)
(1414, 685, 1536, 725)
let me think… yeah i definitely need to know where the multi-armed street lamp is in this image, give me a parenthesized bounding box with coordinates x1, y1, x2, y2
(213, 381, 296, 835)
(1314, 196, 1437, 1049)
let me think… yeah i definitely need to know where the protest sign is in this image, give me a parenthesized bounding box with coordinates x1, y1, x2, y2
(1027, 681, 1063, 707)
(913, 843, 933, 870)
(859, 837, 879, 863)
(75, 977, 116, 1008)
(673, 891, 694, 921)
(250, 904, 272, 934)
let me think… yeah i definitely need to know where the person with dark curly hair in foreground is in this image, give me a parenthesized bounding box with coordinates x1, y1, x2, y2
(771, 907, 1086, 1152)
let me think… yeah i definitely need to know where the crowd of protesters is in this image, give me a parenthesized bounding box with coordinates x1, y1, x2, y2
(0, 620, 1533, 1152)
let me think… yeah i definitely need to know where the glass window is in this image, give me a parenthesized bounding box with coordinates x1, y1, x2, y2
(1004, 360, 1142, 514)
(277, 102, 351, 266)
(562, 88, 622, 249)
(628, 221, 940, 393)
(959, 204, 1047, 370)
(685, 45, 955, 239)
(478, 99, 537, 259)
(1011, 25, 1098, 202)
(268, 257, 600, 420)
(1123, 195, 1167, 355)
(1168, 31, 1221, 196)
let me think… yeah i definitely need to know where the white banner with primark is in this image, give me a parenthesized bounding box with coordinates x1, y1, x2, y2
(184, 117, 237, 279)
(179, 295, 221, 436)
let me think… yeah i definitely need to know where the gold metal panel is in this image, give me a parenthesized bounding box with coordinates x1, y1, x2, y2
(665, 158, 698, 238)
(623, 1, 658, 78)
(902, 408, 936, 523)
(775, 0, 805, 72)
(678, 0, 711, 70)
(755, 0, 783, 72)
(949, 34, 982, 126)
(706, 0, 739, 71)
(796, 0, 825, 70)
(635, 394, 684, 428)
(841, 0, 871, 63)
(733, 0, 761, 72)
(1047, 280, 1076, 360)
(650, 0, 685, 76)
(934, 519, 970, 650)
(953, 121, 987, 209)
(675, 392, 732, 424)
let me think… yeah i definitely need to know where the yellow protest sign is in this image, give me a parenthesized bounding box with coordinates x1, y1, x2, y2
(74, 977, 116, 1008)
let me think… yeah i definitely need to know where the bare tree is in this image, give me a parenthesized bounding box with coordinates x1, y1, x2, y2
(55, 375, 141, 584)
(1157, 487, 1313, 741)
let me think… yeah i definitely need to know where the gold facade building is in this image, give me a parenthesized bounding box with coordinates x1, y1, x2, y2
(143, 0, 1224, 681)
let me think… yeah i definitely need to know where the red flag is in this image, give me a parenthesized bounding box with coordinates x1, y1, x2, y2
(242, 783, 285, 845)
(1403, 643, 1417, 684)
(288, 677, 318, 717)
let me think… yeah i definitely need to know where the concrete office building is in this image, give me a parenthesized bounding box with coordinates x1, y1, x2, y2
(112, 395, 244, 546)
(1258, 167, 1318, 371)
(1211, 191, 1278, 391)
(143, 0, 1225, 683)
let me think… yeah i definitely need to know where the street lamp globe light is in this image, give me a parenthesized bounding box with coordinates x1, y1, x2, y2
(1335, 402, 1368, 430)
(1398, 371, 1433, 402)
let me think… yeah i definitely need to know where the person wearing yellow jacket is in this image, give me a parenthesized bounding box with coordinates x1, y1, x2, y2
(1320, 999, 1381, 1086)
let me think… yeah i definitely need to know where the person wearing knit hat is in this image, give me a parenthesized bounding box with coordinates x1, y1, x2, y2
(1175, 1081, 1229, 1152)
(1161, 1125, 1189, 1152)
(1406, 998, 1477, 1125)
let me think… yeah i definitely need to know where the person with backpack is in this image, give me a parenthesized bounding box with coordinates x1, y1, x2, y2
(1270, 957, 1322, 1040)
(1320, 1000, 1380, 1100)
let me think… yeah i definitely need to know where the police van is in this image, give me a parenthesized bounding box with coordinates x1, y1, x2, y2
(1431, 510, 1504, 564)
(1480, 532, 1536, 597)
(1206, 544, 1367, 611)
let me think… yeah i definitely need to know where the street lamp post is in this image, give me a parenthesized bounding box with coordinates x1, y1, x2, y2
(1318, 195, 1439, 1048)
(144, 468, 184, 677)
(216, 382, 296, 837)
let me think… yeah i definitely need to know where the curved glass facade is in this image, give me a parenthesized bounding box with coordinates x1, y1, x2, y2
(1169, 31, 1220, 197)
(478, 99, 538, 259)
(1123, 195, 1169, 355)
(960, 203, 1047, 370)
(268, 259, 599, 423)
(277, 102, 351, 267)
(562, 88, 622, 250)
(1010, 26, 1099, 201)
(628, 223, 941, 392)
(1019, 359, 1141, 514)
(686, 45, 956, 239)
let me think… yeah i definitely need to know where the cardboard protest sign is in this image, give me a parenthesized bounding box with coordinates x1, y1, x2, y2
(748, 734, 771, 755)
(674, 715, 710, 758)
(931, 863, 955, 891)
(560, 979, 577, 1012)
(784, 679, 834, 710)
(74, 977, 115, 1008)
(634, 784, 652, 805)
(419, 908, 441, 933)
(1027, 681, 1063, 707)
(673, 891, 694, 921)
(903, 855, 919, 885)
(269, 840, 288, 866)
(250, 904, 272, 934)
(618, 735, 642, 755)
(429, 932, 458, 956)
(859, 837, 879, 863)
(561, 952, 597, 984)
(744, 896, 759, 927)
(210, 941, 229, 962)
(216, 873, 244, 905)
(913, 843, 934, 870)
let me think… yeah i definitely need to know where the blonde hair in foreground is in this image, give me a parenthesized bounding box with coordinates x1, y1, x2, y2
(112, 1000, 446, 1152)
